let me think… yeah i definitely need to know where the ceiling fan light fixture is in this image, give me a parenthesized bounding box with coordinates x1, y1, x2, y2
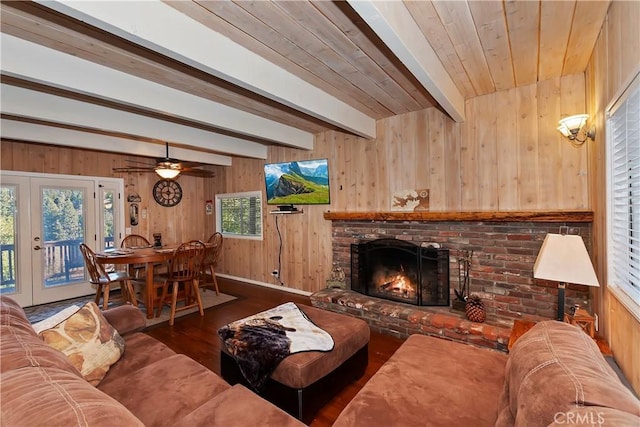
(155, 165, 180, 179)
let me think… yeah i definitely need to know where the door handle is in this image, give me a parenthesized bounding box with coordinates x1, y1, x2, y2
(33, 245, 42, 250)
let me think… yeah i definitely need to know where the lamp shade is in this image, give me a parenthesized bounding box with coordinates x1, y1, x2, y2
(557, 114, 588, 138)
(155, 166, 180, 179)
(533, 234, 600, 286)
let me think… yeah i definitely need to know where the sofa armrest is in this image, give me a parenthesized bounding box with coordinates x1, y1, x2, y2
(102, 304, 146, 335)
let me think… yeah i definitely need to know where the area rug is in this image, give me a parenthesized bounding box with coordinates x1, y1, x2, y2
(24, 290, 236, 327)
(147, 290, 236, 327)
(218, 302, 334, 392)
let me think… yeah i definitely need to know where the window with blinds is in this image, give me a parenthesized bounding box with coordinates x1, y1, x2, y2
(607, 72, 640, 315)
(215, 191, 262, 240)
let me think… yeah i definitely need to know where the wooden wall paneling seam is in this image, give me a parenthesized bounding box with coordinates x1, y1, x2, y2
(428, 108, 444, 209)
(460, 99, 478, 209)
(422, 109, 437, 208)
(516, 83, 540, 208)
(536, 77, 563, 209)
(560, 73, 588, 209)
(444, 115, 462, 211)
(495, 87, 519, 210)
(386, 114, 402, 208)
(476, 92, 498, 210)
(371, 121, 385, 212)
(401, 112, 417, 196)
(361, 133, 375, 211)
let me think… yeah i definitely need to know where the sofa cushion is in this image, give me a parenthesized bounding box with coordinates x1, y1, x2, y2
(38, 302, 125, 386)
(98, 332, 177, 389)
(175, 384, 306, 427)
(333, 333, 508, 427)
(100, 304, 147, 336)
(98, 354, 231, 427)
(0, 367, 143, 427)
(496, 320, 640, 427)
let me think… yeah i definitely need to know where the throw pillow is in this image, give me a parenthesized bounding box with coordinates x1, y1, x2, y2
(37, 302, 125, 386)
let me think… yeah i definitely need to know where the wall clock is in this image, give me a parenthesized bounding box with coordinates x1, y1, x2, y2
(153, 179, 183, 207)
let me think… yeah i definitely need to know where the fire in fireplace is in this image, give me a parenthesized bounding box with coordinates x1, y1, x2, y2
(351, 238, 449, 306)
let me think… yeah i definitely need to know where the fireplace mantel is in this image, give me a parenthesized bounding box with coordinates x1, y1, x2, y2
(323, 210, 593, 223)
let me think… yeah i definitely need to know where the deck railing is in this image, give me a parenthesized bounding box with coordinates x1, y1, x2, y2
(1, 237, 114, 292)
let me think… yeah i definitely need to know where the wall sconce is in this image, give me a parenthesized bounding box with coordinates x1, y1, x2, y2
(557, 114, 596, 147)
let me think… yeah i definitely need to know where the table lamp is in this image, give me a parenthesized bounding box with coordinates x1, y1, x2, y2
(533, 233, 600, 321)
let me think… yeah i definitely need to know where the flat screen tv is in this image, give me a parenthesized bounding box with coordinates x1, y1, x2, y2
(264, 159, 330, 205)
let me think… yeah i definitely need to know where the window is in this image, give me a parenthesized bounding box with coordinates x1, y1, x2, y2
(607, 72, 640, 318)
(216, 191, 262, 240)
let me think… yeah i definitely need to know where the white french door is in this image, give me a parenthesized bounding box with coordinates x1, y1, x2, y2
(0, 172, 124, 307)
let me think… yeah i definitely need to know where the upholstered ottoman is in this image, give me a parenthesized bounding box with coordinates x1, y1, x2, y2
(220, 304, 370, 424)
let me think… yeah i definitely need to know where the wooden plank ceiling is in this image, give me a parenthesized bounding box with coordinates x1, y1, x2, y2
(0, 0, 609, 165)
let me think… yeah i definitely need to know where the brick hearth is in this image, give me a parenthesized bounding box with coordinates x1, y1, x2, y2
(311, 288, 511, 351)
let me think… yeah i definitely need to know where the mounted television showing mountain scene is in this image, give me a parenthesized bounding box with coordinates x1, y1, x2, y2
(264, 159, 330, 205)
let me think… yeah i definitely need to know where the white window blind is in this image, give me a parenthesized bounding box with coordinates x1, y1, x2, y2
(215, 191, 262, 240)
(608, 72, 640, 316)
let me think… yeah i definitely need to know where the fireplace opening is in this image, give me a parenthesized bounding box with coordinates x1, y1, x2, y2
(351, 238, 449, 306)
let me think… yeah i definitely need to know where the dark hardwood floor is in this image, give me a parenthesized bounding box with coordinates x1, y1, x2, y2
(144, 277, 404, 426)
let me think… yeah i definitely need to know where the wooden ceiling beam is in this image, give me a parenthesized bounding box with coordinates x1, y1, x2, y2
(36, 0, 377, 139)
(1, 33, 313, 150)
(348, 0, 465, 123)
(0, 84, 267, 160)
(0, 119, 233, 166)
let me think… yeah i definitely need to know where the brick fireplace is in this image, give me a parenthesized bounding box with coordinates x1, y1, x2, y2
(312, 211, 594, 350)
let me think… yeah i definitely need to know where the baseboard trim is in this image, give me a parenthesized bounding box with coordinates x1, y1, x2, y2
(216, 273, 312, 297)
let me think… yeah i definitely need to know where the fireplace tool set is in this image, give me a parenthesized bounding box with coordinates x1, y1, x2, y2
(453, 250, 473, 312)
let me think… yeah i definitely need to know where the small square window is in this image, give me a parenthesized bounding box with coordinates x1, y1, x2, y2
(215, 191, 262, 240)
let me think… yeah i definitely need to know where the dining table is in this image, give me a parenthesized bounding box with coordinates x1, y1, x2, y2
(95, 245, 178, 319)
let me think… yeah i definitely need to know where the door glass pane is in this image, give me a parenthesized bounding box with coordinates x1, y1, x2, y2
(42, 188, 85, 287)
(0, 185, 18, 294)
(103, 189, 115, 250)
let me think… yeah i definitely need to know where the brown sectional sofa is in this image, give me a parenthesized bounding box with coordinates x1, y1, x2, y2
(0, 296, 304, 427)
(334, 320, 640, 427)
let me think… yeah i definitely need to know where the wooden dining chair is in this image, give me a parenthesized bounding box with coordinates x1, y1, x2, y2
(200, 232, 223, 295)
(121, 234, 152, 279)
(155, 240, 206, 326)
(79, 244, 138, 310)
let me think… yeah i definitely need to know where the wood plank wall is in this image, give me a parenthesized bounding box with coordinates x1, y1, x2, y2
(0, 142, 220, 245)
(586, 0, 640, 393)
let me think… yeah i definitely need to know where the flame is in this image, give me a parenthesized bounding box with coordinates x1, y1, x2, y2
(378, 266, 416, 297)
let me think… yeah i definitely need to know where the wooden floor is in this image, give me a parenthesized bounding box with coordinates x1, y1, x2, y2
(144, 277, 405, 426)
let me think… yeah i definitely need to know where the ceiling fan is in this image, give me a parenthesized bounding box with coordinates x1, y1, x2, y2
(112, 143, 215, 179)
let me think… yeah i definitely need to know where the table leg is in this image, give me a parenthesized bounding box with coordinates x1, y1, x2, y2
(146, 262, 154, 319)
